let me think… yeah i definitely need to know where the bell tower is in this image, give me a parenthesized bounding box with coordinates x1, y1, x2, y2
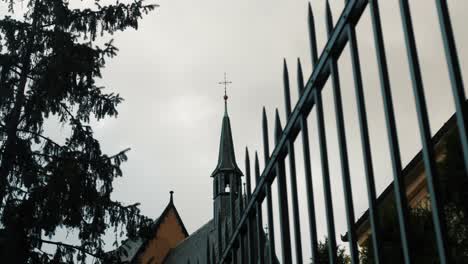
(211, 73, 243, 228)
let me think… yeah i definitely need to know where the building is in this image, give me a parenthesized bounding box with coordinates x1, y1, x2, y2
(346, 111, 460, 247)
(113, 96, 274, 263)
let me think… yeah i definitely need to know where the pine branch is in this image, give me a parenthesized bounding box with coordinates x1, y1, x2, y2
(39, 239, 103, 259)
(13, 127, 64, 149)
(108, 148, 131, 160)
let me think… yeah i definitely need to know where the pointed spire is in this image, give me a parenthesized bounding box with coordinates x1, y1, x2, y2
(211, 101, 243, 177)
(169, 190, 174, 203)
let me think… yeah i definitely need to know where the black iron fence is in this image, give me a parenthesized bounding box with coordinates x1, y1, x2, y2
(218, 0, 467, 263)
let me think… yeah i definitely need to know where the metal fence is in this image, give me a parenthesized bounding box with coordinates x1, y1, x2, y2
(218, 0, 467, 263)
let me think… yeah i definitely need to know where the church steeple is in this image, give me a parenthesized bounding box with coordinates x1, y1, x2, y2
(212, 74, 243, 228)
(211, 73, 243, 178)
(210, 110, 243, 177)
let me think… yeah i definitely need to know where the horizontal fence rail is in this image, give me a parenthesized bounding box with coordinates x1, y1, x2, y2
(216, 0, 467, 263)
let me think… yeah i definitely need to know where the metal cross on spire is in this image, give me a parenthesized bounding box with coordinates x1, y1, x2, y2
(219, 72, 232, 101)
(219, 72, 232, 115)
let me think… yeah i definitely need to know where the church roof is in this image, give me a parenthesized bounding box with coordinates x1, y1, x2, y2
(163, 220, 216, 264)
(130, 194, 189, 261)
(107, 192, 188, 263)
(114, 237, 145, 262)
(163, 197, 278, 264)
(211, 110, 243, 177)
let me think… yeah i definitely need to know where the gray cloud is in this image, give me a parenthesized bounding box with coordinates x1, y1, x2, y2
(2, 0, 468, 261)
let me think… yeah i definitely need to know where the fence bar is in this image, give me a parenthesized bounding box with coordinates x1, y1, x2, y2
(229, 180, 237, 264)
(368, 1, 413, 263)
(435, 0, 468, 176)
(346, 18, 383, 264)
(314, 88, 337, 263)
(207, 238, 211, 264)
(274, 110, 293, 263)
(262, 108, 276, 264)
(283, 60, 304, 264)
(265, 185, 275, 264)
(306, 7, 321, 261)
(254, 153, 265, 264)
(308, 7, 337, 259)
(297, 58, 319, 263)
(219, 1, 369, 261)
(245, 148, 255, 264)
(398, 1, 450, 262)
(238, 186, 246, 263)
(212, 243, 216, 264)
(325, 2, 359, 263)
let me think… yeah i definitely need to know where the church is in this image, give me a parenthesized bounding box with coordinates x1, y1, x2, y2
(111, 94, 275, 263)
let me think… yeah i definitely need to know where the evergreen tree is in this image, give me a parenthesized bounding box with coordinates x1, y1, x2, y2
(0, 0, 155, 262)
(310, 238, 350, 264)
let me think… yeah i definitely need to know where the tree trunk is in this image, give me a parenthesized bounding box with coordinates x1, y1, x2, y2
(0, 0, 39, 203)
(0, 2, 40, 262)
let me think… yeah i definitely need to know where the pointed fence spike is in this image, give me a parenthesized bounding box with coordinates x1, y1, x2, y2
(253, 150, 265, 262)
(308, 2, 318, 65)
(262, 106, 270, 164)
(297, 58, 305, 95)
(325, 0, 333, 35)
(245, 146, 250, 162)
(274, 107, 292, 262)
(245, 147, 252, 199)
(283, 58, 289, 81)
(283, 59, 292, 117)
(254, 151, 260, 181)
(275, 109, 282, 142)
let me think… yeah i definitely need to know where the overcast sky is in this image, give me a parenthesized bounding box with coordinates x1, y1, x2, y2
(3, 0, 468, 262)
(92, 0, 468, 261)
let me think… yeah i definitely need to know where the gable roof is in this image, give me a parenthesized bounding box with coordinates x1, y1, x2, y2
(163, 220, 216, 264)
(130, 198, 189, 262)
(115, 237, 145, 262)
